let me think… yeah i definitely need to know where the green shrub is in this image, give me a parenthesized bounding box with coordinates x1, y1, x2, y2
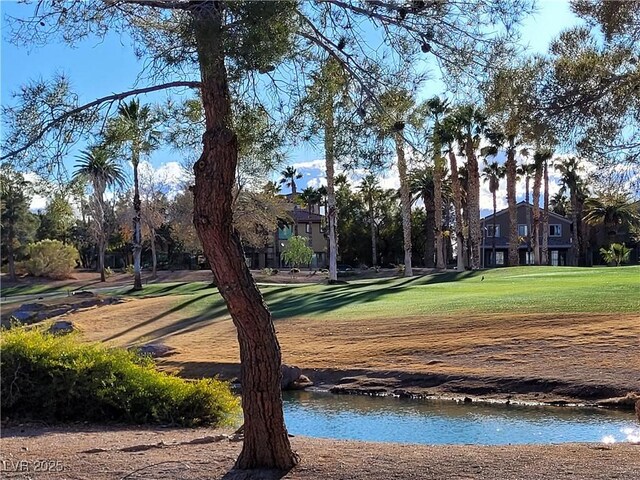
(123, 264, 135, 275)
(104, 266, 113, 277)
(25, 240, 78, 279)
(1, 328, 240, 426)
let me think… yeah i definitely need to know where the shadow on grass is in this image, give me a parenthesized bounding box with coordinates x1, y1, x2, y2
(122, 271, 480, 346)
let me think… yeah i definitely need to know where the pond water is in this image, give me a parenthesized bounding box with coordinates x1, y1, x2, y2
(282, 391, 639, 445)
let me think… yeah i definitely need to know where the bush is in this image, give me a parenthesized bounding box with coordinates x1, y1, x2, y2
(104, 266, 113, 277)
(24, 240, 79, 279)
(123, 264, 135, 275)
(1, 328, 240, 426)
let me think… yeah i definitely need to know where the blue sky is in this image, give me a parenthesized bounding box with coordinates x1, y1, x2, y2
(1, 1, 580, 214)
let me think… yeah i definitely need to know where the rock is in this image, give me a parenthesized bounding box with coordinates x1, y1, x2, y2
(463, 397, 473, 403)
(49, 320, 75, 335)
(19, 303, 48, 311)
(10, 310, 38, 323)
(290, 374, 314, 390)
(281, 364, 302, 390)
(636, 399, 640, 422)
(135, 343, 175, 358)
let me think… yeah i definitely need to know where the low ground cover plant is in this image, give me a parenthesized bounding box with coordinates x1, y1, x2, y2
(1, 328, 240, 426)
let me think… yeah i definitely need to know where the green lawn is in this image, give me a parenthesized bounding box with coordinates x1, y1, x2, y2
(120, 266, 640, 321)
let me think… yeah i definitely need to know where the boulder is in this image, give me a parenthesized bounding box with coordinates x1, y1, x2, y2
(136, 343, 175, 358)
(10, 310, 38, 323)
(636, 399, 640, 423)
(290, 374, 314, 390)
(281, 364, 302, 390)
(49, 320, 75, 335)
(281, 364, 313, 390)
(37, 307, 72, 321)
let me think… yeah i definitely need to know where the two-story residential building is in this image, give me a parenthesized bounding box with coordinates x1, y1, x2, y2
(244, 200, 328, 270)
(480, 201, 573, 267)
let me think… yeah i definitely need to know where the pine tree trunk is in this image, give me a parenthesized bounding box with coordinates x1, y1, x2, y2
(448, 150, 465, 271)
(434, 156, 445, 269)
(395, 132, 413, 276)
(465, 137, 481, 270)
(541, 160, 549, 265)
(192, 6, 297, 471)
(132, 156, 143, 290)
(505, 146, 519, 266)
(324, 102, 338, 282)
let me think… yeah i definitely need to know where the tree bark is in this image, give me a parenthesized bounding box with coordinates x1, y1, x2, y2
(491, 191, 497, 266)
(132, 155, 143, 290)
(191, 5, 297, 471)
(324, 101, 338, 282)
(569, 191, 579, 266)
(525, 173, 532, 264)
(541, 160, 549, 265)
(465, 136, 481, 270)
(505, 145, 519, 266)
(395, 132, 413, 276)
(448, 150, 465, 271)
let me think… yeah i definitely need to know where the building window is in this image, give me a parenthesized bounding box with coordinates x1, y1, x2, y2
(486, 225, 500, 237)
(305, 223, 312, 234)
(518, 224, 529, 236)
(278, 226, 292, 240)
(549, 224, 562, 237)
(525, 251, 533, 265)
(551, 250, 559, 266)
(495, 251, 505, 265)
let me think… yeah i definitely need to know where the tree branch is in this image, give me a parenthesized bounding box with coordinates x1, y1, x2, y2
(2, 80, 201, 161)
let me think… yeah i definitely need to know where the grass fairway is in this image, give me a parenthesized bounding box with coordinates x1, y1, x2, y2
(120, 266, 640, 320)
(69, 266, 639, 401)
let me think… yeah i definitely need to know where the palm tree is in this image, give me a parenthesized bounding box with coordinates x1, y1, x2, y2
(583, 193, 640, 244)
(410, 167, 436, 268)
(555, 157, 586, 266)
(426, 96, 449, 270)
(73, 146, 126, 282)
(358, 175, 382, 267)
(299, 187, 321, 214)
(453, 104, 488, 270)
(279, 165, 303, 235)
(373, 89, 428, 277)
(482, 161, 504, 267)
(542, 158, 550, 265)
(550, 191, 569, 216)
(530, 149, 553, 264)
(107, 99, 160, 290)
(279, 166, 303, 198)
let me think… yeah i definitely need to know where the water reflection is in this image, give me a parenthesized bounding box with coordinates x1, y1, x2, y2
(282, 391, 638, 445)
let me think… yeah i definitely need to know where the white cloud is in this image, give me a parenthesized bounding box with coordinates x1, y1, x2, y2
(292, 159, 325, 170)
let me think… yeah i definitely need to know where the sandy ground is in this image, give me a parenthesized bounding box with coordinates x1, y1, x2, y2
(1, 425, 639, 480)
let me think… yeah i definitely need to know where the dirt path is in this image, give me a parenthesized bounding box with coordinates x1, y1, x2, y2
(66, 295, 640, 404)
(1, 425, 639, 479)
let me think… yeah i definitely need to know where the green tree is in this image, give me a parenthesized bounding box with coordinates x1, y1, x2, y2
(410, 167, 436, 268)
(0, 168, 38, 280)
(482, 161, 505, 267)
(599, 243, 632, 267)
(583, 193, 640, 244)
(555, 157, 588, 266)
(35, 192, 75, 244)
(25, 239, 79, 279)
(451, 105, 487, 270)
(281, 235, 313, 269)
(106, 99, 160, 290)
(426, 96, 449, 270)
(530, 149, 553, 264)
(358, 175, 383, 267)
(73, 146, 126, 281)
